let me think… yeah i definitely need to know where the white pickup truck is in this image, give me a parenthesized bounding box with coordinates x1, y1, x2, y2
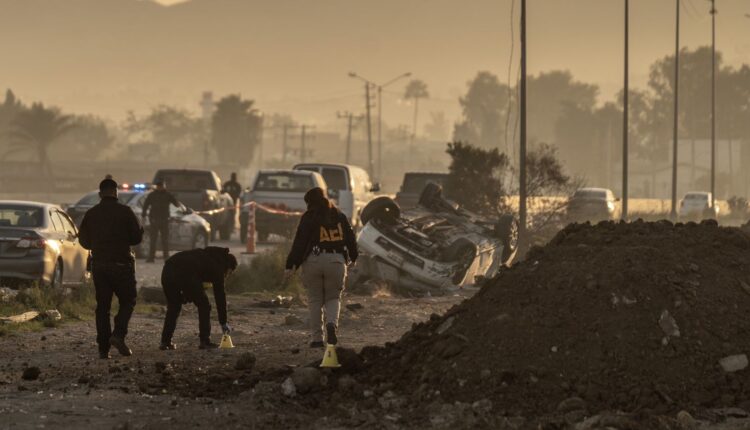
(239, 169, 327, 242)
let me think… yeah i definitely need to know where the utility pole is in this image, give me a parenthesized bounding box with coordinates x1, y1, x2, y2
(710, 0, 717, 206)
(338, 112, 363, 165)
(670, 0, 680, 219)
(377, 86, 383, 180)
(365, 83, 374, 177)
(281, 123, 289, 165)
(519, 0, 528, 241)
(622, 0, 629, 220)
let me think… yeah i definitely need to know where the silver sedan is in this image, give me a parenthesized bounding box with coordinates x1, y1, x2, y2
(0, 201, 89, 288)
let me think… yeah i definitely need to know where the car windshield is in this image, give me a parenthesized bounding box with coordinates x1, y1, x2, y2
(685, 193, 708, 201)
(321, 168, 347, 191)
(573, 190, 607, 200)
(254, 173, 314, 192)
(402, 174, 447, 193)
(76, 191, 139, 206)
(155, 172, 216, 191)
(0, 205, 43, 228)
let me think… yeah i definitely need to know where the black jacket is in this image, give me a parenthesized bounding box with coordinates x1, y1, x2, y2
(163, 247, 232, 325)
(143, 189, 179, 222)
(223, 180, 242, 203)
(286, 209, 358, 270)
(79, 196, 143, 264)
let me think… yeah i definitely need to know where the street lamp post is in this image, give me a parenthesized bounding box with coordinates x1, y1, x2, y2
(519, 0, 527, 241)
(710, 0, 717, 206)
(670, 0, 680, 219)
(349, 71, 411, 181)
(622, 0, 629, 221)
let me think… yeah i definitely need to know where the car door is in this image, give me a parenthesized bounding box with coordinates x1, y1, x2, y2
(53, 210, 86, 284)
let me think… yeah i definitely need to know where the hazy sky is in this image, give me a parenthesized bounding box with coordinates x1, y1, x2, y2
(2, 0, 750, 133)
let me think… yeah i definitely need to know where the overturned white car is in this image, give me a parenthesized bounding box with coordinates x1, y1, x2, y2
(351, 183, 517, 293)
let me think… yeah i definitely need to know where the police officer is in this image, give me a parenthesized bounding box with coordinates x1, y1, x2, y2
(222, 172, 242, 204)
(79, 179, 144, 359)
(285, 187, 358, 348)
(142, 180, 180, 263)
(159, 247, 238, 350)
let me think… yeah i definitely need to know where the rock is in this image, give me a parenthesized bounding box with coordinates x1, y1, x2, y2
(436, 316, 455, 335)
(234, 353, 256, 371)
(0, 287, 18, 303)
(22, 367, 41, 381)
(471, 399, 493, 414)
(676, 410, 697, 429)
(280, 377, 296, 397)
(283, 315, 303, 326)
(40, 309, 62, 321)
(659, 310, 680, 337)
(291, 367, 321, 394)
(345, 303, 364, 311)
(337, 375, 356, 392)
(740, 281, 750, 295)
(719, 354, 748, 373)
(556, 396, 587, 413)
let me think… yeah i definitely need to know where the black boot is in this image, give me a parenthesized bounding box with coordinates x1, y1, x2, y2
(199, 340, 218, 350)
(326, 323, 338, 346)
(99, 349, 111, 359)
(109, 336, 133, 357)
(159, 342, 177, 351)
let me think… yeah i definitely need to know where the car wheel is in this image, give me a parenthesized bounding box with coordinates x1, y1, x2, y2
(135, 230, 150, 259)
(219, 219, 233, 241)
(495, 214, 519, 265)
(257, 229, 270, 243)
(49, 260, 63, 290)
(192, 229, 209, 249)
(361, 196, 401, 226)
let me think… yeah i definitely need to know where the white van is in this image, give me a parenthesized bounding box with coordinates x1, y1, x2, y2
(293, 163, 380, 227)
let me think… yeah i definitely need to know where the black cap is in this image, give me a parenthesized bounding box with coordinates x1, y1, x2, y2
(99, 178, 118, 192)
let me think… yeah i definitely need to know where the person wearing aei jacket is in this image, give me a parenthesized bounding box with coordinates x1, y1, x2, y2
(285, 187, 358, 348)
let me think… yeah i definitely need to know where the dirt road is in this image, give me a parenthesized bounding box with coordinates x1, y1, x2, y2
(0, 274, 468, 429)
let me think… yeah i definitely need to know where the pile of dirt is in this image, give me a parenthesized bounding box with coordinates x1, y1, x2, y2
(358, 220, 750, 417)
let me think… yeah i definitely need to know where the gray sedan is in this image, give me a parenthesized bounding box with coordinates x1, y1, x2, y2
(0, 201, 89, 288)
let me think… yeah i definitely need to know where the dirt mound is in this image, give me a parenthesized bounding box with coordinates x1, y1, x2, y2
(358, 220, 750, 416)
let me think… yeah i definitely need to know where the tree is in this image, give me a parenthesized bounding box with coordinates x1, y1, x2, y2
(423, 111, 449, 142)
(57, 115, 114, 159)
(453, 72, 511, 149)
(211, 95, 262, 165)
(444, 141, 510, 215)
(7, 103, 74, 175)
(403, 79, 429, 146)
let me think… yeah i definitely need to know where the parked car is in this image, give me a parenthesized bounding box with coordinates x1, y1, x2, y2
(66, 183, 146, 227)
(239, 169, 327, 242)
(351, 183, 518, 293)
(127, 192, 211, 258)
(566, 187, 618, 222)
(152, 169, 235, 240)
(394, 172, 449, 209)
(0, 201, 89, 288)
(679, 191, 719, 220)
(293, 163, 379, 228)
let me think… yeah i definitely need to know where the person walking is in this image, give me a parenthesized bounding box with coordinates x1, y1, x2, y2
(222, 172, 242, 204)
(285, 187, 358, 348)
(159, 247, 238, 350)
(79, 178, 144, 359)
(142, 180, 180, 263)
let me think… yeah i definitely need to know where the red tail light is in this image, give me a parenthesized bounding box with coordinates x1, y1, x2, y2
(16, 237, 46, 249)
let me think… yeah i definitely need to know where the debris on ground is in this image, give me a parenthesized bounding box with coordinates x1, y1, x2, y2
(1, 311, 40, 324)
(0, 287, 19, 303)
(234, 352, 256, 371)
(21, 366, 41, 381)
(139, 286, 167, 304)
(37, 309, 62, 322)
(283, 315, 303, 326)
(345, 303, 364, 311)
(356, 220, 750, 418)
(253, 295, 293, 308)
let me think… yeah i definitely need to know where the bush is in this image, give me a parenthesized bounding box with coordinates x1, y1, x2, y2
(225, 243, 303, 296)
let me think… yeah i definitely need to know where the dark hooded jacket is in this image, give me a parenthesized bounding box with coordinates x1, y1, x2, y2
(162, 247, 235, 325)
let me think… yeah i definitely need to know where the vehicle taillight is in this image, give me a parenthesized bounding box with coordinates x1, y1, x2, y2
(16, 237, 46, 249)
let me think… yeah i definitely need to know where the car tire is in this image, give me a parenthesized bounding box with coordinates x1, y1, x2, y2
(257, 229, 270, 243)
(219, 220, 233, 241)
(135, 230, 150, 259)
(418, 182, 443, 208)
(49, 260, 63, 290)
(495, 214, 519, 265)
(192, 229, 209, 249)
(361, 196, 401, 226)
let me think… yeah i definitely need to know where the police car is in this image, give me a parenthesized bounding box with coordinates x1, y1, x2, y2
(67, 183, 211, 258)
